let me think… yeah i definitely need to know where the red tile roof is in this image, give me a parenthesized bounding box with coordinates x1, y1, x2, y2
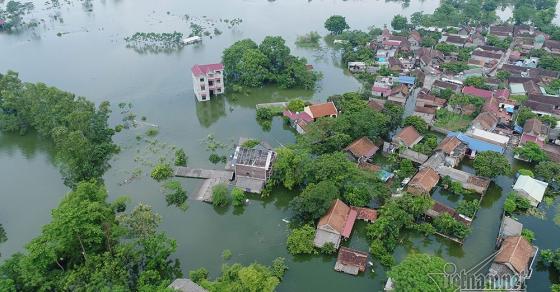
(437, 136, 463, 154)
(352, 207, 378, 222)
(337, 247, 368, 272)
(317, 199, 354, 237)
(407, 167, 439, 195)
(191, 63, 224, 77)
(342, 209, 357, 238)
(462, 86, 493, 100)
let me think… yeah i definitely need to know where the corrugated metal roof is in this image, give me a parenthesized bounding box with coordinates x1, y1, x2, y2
(447, 132, 505, 153)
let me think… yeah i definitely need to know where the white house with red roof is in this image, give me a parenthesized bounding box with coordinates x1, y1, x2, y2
(191, 63, 225, 101)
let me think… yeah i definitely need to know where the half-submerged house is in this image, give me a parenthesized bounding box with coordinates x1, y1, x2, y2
(436, 136, 467, 167)
(488, 236, 538, 290)
(512, 175, 548, 207)
(191, 64, 225, 101)
(314, 199, 356, 249)
(232, 141, 276, 193)
(334, 247, 368, 276)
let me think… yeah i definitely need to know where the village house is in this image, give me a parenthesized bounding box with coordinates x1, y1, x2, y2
(304, 102, 338, 120)
(471, 112, 499, 132)
(488, 236, 538, 289)
(352, 207, 378, 223)
(520, 118, 548, 147)
(498, 216, 523, 242)
(489, 25, 514, 39)
(415, 91, 446, 108)
(524, 94, 560, 117)
(283, 110, 313, 134)
(314, 199, 356, 249)
(432, 80, 462, 93)
(414, 47, 445, 69)
(462, 86, 494, 101)
(393, 126, 423, 148)
(344, 137, 379, 162)
(348, 62, 366, 73)
(441, 35, 467, 47)
(387, 84, 410, 105)
(334, 247, 368, 276)
(388, 57, 403, 72)
(543, 39, 560, 55)
(191, 63, 225, 101)
(470, 49, 503, 64)
(232, 141, 276, 193)
(407, 167, 439, 195)
(408, 30, 422, 48)
(425, 201, 472, 225)
(169, 279, 208, 292)
(371, 76, 395, 97)
(512, 175, 548, 207)
(436, 136, 467, 167)
(467, 33, 486, 47)
(467, 128, 510, 148)
(447, 132, 505, 155)
(413, 106, 437, 124)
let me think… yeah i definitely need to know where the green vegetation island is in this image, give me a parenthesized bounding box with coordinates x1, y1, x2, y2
(2, 0, 560, 291)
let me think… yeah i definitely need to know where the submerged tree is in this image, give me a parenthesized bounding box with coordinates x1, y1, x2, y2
(324, 15, 349, 35)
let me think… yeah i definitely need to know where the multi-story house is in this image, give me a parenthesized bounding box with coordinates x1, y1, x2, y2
(191, 63, 225, 101)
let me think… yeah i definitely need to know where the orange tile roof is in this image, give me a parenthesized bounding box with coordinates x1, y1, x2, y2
(394, 126, 423, 147)
(408, 167, 439, 195)
(495, 236, 535, 274)
(317, 199, 351, 234)
(437, 136, 463, 154)
(308, 102, 338, 118)
(337, 247, 368, 272)
(345, 137, 379, 158)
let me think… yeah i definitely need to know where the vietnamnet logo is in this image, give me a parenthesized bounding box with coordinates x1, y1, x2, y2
(427, 249, 530, 291)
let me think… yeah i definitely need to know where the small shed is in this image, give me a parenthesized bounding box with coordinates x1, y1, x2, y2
(513, 175, 548, 207)
(334, 247, 369, 275)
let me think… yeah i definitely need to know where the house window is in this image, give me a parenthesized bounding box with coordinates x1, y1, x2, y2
(216, 79, 221, 83)
(201, 85, 205, 91)
(199, 77, 204, 82)
(209, 81, 214, 86)
(217, 88, 222, 93)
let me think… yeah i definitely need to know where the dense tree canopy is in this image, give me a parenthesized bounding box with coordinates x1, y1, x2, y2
(324, 15, 349, 34)
(389, 253, 455, 292)
(0, 71, 118, 187)
(222, 37, 319, 89)
(391, 15, 408, 30)
(0, 181, 181, 291)
(514, 142, 548, 163)
(535, 160, 560, 183)
(473, 151, 511, 177)
(289, 181, 339, 223)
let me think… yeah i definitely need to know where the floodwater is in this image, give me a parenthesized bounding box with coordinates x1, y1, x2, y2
(0, 0, 559, 291)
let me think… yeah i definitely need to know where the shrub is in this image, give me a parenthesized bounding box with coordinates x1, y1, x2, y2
(174, 149, 188, 166)
(212, 183, 229, 207)
(271, 257, 288, 279)
(286, 225, 316, 255)
(456, 200, 479, 218)
(222, 249, 232, 260)
(521, 228, 535, 242)
(163, 180, 188, 208)
(320, 242, 337, 254)
(256, 107, 273, 121)
(287, 99, 306, 112)
(189, 268, 209, 283)
(150, 163, 173, 182)
(231, 187, 246, 207)
(241, 139, 260, 149)
(145, 128, 159, 137)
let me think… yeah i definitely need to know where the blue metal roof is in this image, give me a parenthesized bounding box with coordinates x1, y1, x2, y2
(398, 76, 416, 85)
(447, 132, 505, 153)
(514, 124, 523, 133)
(378, 170, 394, 182)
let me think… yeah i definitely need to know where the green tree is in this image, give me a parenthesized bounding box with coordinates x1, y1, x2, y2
(456, 200, 479, 218)
(496, 70, 511, 81)
(198, 260, 283, 292)
(231, 187, 246, 207)
(189, 268, 209, 283)
(440, 62, 469, 74)
(383, 103, 405, 131)
(287, 98, 305, 112)
(433, 213, 470, 239)
(541, 248, 560, 271)
(222, 39, 259, 83)
(514, 142, 547, 163)
(0, 224, 6, 258)
(388, 253, 455, 292)
(212, 183, 229, 207)
(473, 151, 510, 177)
(286, 225, 316, 255)
(150, 162, 173, 182)
(396, 159, 416, 179)
(238, 48, 270, 87)
(259, 36, 290, 74)
(174, 148, 188, 166)
(535, 161, 560, 182)
(463, 76, 488, 89)
(272, 147, 311, 189)
(162, 180, 188, 208)
(521, 228, 535, 242)
(391, 15, 408, 30)
(289, 181, 339, 223)
(403, 115, 428, 134)
(324, 15, 349, 35)
(270, 257, 288, 279)
(518, 169, 534, 177)
(256, 107, 273, 121)
(516, 107, 538, 126)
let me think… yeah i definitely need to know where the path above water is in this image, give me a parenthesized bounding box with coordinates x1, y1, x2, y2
(175, 167, 234, 202)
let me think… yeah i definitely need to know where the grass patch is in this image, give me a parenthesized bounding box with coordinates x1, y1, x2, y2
(434, 109, 473, 131)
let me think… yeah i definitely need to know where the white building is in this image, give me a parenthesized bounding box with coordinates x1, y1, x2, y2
(513, 175, 548, 207)
(191, 63, 225, 101)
